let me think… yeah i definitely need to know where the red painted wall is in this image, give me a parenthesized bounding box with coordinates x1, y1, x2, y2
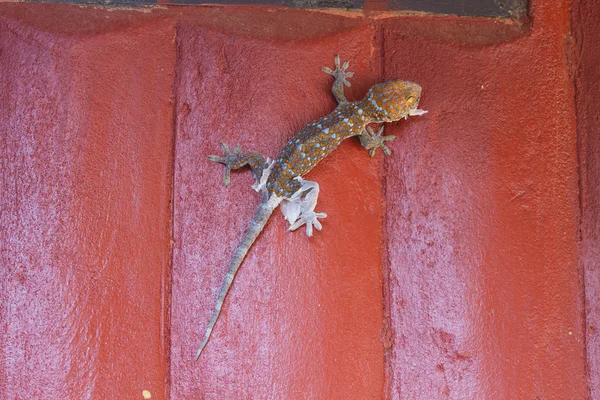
(170, 22, 386, 398)
(0, 0, 592, 398)
(381, 7, 585, 398)
(0, 8, 174, 399)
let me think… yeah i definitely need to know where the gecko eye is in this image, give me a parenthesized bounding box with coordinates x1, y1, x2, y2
(406, 96, 416, 105)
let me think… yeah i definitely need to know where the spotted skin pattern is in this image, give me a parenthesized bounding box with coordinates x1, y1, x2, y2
(196, 56, 427, 360)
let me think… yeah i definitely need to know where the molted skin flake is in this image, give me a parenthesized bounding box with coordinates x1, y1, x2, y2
(196, 56, 427, 359)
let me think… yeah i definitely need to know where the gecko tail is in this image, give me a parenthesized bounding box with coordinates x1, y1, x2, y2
(195, 194, 282, 360)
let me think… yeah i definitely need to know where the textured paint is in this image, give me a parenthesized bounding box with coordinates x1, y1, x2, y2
(0, 8, 174, 399)
(573, 0, 600, 396)
(170, 23, 385, 398)
(383, 1, 586, 398)
(0, 1, 592, 399)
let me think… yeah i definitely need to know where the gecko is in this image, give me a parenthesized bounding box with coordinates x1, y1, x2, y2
(195, 55, 427, 359)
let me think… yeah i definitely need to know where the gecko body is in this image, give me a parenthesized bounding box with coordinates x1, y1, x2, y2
(196, 56, 426, 359)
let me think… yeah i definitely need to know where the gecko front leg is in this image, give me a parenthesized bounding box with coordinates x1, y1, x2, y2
(359, 125, 397, 157)
(322, 55, 354, 105)
(208, 142, 273, 191)
(281, 177, 327, 237)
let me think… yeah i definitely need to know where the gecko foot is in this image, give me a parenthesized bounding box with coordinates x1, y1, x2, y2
(323, 55, 354, 89)
(289, 210, 327, 237)
(283, 177, 327, 237)
(208, 142, 242, 187)
(359, 126, 397, 157)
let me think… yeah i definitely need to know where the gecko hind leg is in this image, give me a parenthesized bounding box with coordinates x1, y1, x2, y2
(322, 55, 354, 105)
(281, 177, 327, 237)
(208, 143, 272, 190)
(359, 125, 397, 157)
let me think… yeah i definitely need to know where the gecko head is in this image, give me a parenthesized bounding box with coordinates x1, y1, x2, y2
(360, 80, 424, 122)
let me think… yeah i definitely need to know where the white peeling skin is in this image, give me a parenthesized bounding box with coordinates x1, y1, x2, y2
(409, 109, 428, 116)
(289, 210, 327, 237)
(281, 199, 301, 225)
(285, 177, 327, 237)
(266, 193, 283, 208)
(251, 159, 274, 193)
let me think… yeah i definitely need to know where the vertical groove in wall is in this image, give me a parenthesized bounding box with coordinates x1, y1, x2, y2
(164, 19, 180, 400)
(569, 0, 588, 396)
(375, 20, 394, 400)
(572, 0, 600, 396)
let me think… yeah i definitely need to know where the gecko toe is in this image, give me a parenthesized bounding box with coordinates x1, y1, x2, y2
(208, 155, 226, 163)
